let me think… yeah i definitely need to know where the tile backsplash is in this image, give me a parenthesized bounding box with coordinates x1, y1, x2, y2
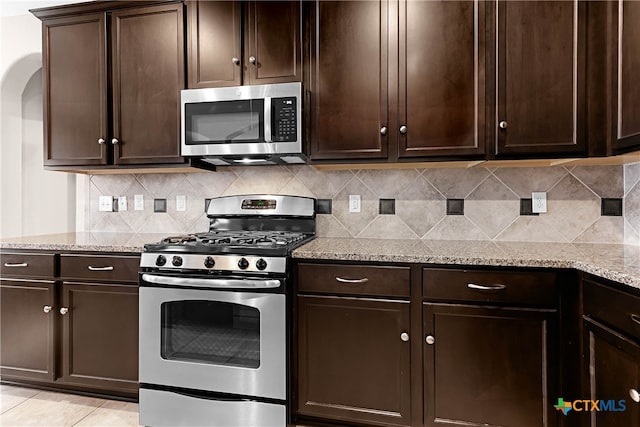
(83, 163, 640, 244)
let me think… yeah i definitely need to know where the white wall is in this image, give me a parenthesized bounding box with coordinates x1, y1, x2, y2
(0, 13, 75, 238)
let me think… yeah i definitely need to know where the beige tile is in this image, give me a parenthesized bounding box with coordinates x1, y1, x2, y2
(117, 179, 153, 233)
(624, 163, 640, 197)
(570, 165, 624, 198)
(0, 385, 39, 414)
(316, 215, 352, 238)
(574, 217, 624, 244)
(625, 181, 640, 227)
(547, 175, 601, 241)
(396, 176, 445, 237)
(332, 177, 378, 237)
(0, 390, 105, 427)
(185, 170, 238, 197)
(278, 177, 315, 198)
(423, 216, 489, 240)
(92, 213, 136, 234)
(493, 167, 568, 198)
(357, 169, 421, 198)
(75, 400, 140, 427)
(137, 212, 184, 234)
(422, 167, 490, 198)
(466, 176, 520, 239)
(136, 174, 186, 198)
(495, 216, 569, 243)
(223, 166, 294, 195)
(294, 166, 354, 198)
(358, 215, 419, 239)
(91, 175, 136, 198)
(624, 219, 640, 246)
(167, 180, 206, 233)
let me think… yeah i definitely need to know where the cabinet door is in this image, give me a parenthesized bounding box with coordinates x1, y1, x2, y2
(308, 0, 389, 161)
(60, 282, 138, 395)
(611, 1, 640, 153)
(583, 318, 640, 427)
(42, 13, 108, 166)
(398, 1, 485, 158)
(0, 279, 56, 382)
(297, 295, 412, 426)
(186, 0, 242, 88)
(423, 303, 559, 427)
(111, 3, 185, 165)
(494, 1, 586, 157)
(244, 1, 302, 85)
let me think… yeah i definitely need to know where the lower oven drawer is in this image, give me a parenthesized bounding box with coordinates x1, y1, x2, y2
(139, 388, 286, 427)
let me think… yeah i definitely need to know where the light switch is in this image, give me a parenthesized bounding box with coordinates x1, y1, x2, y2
(117, 196, 127, 212)
(176, 195, 186, 212)
(349, 195, 361, 213)
(532, 192, 547, 213)
(99, 196, 113, 212)
(134, 194, 144, 211)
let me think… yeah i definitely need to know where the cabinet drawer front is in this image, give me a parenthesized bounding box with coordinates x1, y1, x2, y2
(297, 263, 410, 297)
(423, 269, 557, 306)
(60, 254, 140, 283)
(0, 253, 56, 278)
(584, 278, 640, 341)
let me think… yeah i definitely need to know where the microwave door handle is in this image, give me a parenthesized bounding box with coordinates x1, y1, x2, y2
(264, 97, 272, 142)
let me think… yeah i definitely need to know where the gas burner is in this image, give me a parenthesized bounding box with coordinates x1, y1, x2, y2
(162, 235, 198, 244)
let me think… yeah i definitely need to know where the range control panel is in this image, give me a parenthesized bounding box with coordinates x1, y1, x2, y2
(271, 96, 297, 142)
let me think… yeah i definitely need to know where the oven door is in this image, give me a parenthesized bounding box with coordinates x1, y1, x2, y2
(139, 275, 286, 400)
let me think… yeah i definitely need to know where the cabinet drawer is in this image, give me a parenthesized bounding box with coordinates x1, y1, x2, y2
(297, 263, 410, 298)
(583, 278, 640, 340)
(60, 254, 140, 283)
(423, 268, 557, 306)
(0, 252, 56, 278)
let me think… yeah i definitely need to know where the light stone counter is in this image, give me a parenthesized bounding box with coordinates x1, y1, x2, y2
(0, 232, 167, 253)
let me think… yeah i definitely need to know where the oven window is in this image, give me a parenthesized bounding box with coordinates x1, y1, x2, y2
(185, 99, 264, 144)
(161, 300, 260, 369)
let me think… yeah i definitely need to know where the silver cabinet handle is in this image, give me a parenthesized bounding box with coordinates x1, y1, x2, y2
(630, 314, 640, 325)
(97, 138, 106, 145)
(400, 332, 409, 342)
(4, 262, 28, 268)
(335, 277, 369, 284)
(467, 283, 507, 291)
(111, 138, 119, 145)
(499, 121, 508, 129)
(249, 56, 256, 64)
(399, 125, 407, 134)
(88, 266, 114, 271)
(380, 126, 388, 135)
(43, 305, 52, 314)
(630, 389, 640, 403)
(425, 335, 435, 345)
(142, 274, 280, 289)
(59, 307, 69, 315)
(232, 57, 240, 65)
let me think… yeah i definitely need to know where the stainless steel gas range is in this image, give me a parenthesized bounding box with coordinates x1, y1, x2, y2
(138, 194, 315, 427)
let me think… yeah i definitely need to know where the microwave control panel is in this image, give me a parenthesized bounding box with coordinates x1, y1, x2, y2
(271, 97, 297, 142)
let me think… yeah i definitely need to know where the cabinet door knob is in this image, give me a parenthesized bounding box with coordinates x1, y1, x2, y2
(232, 57, 240, 65)
(380, 126, 388, 135)
(43, 305, 52, 314)
(111, 138, 119, 145)
(249, 56, 256, 65)
(399, 125, 408, 134)
(631, 388, 640, 403)
(400, 332, 409, 342)
(97, 138, 106, 145)
(499, 121, 508, 129)
(59, 307, 69, 315)
(425, 335, 435, 345)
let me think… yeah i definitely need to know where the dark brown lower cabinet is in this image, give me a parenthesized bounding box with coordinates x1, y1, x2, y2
(297, 295, 412, 426)
(423, 303, 559, 427)
(60, 282, 139, 394)
(0, 279, 56, 382)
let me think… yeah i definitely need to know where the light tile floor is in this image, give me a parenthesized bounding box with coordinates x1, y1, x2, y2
(0, 384, 140, 426)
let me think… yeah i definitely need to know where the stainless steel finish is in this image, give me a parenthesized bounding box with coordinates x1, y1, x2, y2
(142, 274, 281, 290)
(630, 388, 640, 403)
(59, 307, 69, 315)
(181, 82, 303, 159)
(207, 194, 315, 218)
(140, 252, 287, 274)
(335, 277, 369, 284)
(43, 305, 52, 314)
(3, 262, 28, 268)
(467, 283, 507, 291)
(630, 313, 640, 325)
(380, 126, 388, 135)
(400, 332, 409, 342)
(88, 265, 114, 271)
(248, 56, 256, 64)
(139, 388, 286, 427)
(97, 138, 105, 145)
(399, 125, 407, 134)
(425, 335, 435, 345)
(232, 57, 240, 65)
(499, 121, 508, 129)
(111, 138, 119, 145)
(139, 286, 286, 400)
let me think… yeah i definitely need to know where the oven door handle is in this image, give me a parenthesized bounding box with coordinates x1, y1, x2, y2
(141, 274, 281, 289)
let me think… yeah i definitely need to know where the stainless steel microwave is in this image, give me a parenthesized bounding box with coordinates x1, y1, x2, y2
(181, 82, 304, 166)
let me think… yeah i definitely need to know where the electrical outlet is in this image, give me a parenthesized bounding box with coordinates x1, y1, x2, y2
(99, 196, 113, 212)
(176, 195, 186, 212)
(349, 195, 361, 213)
(134, 195, 144, 211)
(117, 196, 127, 212)
(532, 192, 547, 213)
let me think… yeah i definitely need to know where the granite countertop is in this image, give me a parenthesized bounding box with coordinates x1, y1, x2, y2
(2, 233, 640, 291)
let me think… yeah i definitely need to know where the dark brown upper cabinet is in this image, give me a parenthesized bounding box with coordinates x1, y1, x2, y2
(491, 0, 587, 158)
(308, 0, 485, 162)
(186, 0, 302, 89)
(37, 1, 185, 167)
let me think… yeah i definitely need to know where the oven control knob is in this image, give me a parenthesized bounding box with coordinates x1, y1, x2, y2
(256, 258, 268, 270)
(172, 256, 183, 267)
(156, 255, 167, 266)
(238, 258, 249, 270)
(204, 256, 216, 269)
